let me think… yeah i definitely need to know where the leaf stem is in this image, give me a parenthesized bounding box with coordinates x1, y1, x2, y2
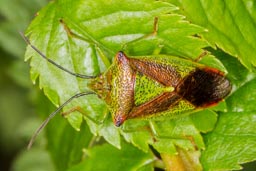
(153, 158, 165, 170)
(161, 153, 185, 171)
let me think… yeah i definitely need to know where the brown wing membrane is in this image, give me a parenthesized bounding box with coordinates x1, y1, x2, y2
(176, 68, 232, 107)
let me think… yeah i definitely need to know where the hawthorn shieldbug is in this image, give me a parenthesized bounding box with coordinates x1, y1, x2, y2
(20, 30, 231, 148)
(89, 51, 231, 127)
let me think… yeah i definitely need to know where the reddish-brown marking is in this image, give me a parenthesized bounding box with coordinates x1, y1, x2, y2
(129, 58, 182, 87)
(129, 92, 181, 119)
(203, 67, 225, 76)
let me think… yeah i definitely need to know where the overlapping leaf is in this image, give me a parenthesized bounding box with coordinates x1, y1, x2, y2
(200, 51, 256, 171)
(67, 140, 154, 171)
(167, 0, 256, 70)
(23, 0, 238, 170)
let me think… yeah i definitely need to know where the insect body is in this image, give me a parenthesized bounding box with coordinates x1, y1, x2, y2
(21, 33, 231, 148)
(89, 51, 231, 126)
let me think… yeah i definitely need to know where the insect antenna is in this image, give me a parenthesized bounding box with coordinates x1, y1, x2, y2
(19, 32, 97, 79)
(27, 92, 96, 149)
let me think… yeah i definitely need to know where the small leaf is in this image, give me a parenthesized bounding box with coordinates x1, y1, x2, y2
(190, 110, 217, 133)
(67, 140, 155, 171)
(161, 149, 202, 171)
(99, 116, 121, 149)
(121, 120, 152, 152)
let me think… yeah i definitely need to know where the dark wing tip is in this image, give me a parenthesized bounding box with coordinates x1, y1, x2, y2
(177, 68, 231, 107)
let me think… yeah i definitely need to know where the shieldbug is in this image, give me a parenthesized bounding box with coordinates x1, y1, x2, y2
(89, 51, 231, 127)
(21, 18, 231, 148)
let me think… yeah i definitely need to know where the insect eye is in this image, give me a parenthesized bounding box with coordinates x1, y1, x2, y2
(117, 51, 124, 59)
(114, 114, 126, 127)
(115, 51, 126, 64)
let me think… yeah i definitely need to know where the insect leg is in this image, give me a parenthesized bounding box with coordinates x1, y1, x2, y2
(120, 120, 191, 139)
(61, 106, 105, 125)
(194, 51, 208, 62)
(59, 19, 91, 42)
(60, 19, 112, 68)
(152, 16, 159, 36)
(121, 17, 159, 50)
(148, 121, 196, 144)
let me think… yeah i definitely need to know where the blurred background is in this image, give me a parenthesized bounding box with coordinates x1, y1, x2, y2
(0, 0, 255, 171)
(0, 0, 50, 171)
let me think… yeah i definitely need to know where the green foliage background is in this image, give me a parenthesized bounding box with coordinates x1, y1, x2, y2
(0, 0, 256, 171)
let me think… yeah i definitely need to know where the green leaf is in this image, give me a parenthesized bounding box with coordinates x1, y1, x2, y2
(201, 111, 256, 171)
(190, 110, 217, 133)
(67, 140, 154, 171)
(46, 116, 94, 171)
(23, 0, 242, 170)
(121, 120, 152, 152)
(98, 116, 121, 148)
(152, 117, 205, 153)
(200, 51, 256, 171)
(24, 0, 210, 150)
(167, 0, 256, 69)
